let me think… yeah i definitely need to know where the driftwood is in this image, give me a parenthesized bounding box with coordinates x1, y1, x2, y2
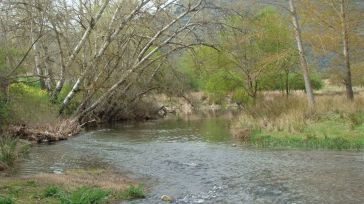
(8, 120, 81, 143)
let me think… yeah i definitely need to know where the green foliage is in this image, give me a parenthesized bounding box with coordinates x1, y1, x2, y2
(177, 7, 322, 105)
(250, 132, 363, 150)
(232, 88, 252, 105)
(0, 195, 14, 204)
(9, 83, 48, 102)
(43, 186, 62, 198)
(120, 185, 145, 199)
(16, 76, 43, 88)
(0, 48, 23, 74)
(0, 175, 145, 204)
(60, 187, 111, 204)
(8, 83, 57, 125)
(57, 84, 82, 115)
(289, 72, 323, 91)
(261, 71, 323, 92)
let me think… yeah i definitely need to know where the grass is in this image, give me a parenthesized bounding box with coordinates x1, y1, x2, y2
(0, 169, 145, 204)
(232, 91, 364, 150)
(0, 135, 30, 170)
(0, 136, 17, 168)
(0, 195, 14, 204)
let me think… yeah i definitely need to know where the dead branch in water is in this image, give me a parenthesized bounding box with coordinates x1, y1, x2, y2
(7, 119, 81, 143)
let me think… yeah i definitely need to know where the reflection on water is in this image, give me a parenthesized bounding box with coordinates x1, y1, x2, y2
(19, 118, 364, 204)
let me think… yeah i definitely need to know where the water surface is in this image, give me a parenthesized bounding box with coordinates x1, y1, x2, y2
(19, 118, 364, 204)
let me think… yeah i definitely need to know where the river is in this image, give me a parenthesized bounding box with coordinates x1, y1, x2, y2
(18, 118, 364, 204)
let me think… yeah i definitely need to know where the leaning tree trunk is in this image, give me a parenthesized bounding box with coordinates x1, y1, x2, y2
(58, 1, 136, 114)
(289, 0, 315, 107)
(340, 0, 354, 100)
(50, 0, 111, 101)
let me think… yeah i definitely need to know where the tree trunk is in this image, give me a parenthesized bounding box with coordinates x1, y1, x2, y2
(31, 20, 46, 89)
(340, 0, 354, 100)
(285, 70, 289, 97)
(60, 0, 198, 115)
(289, 0, 315, 107)
(42, 45, 55, 92)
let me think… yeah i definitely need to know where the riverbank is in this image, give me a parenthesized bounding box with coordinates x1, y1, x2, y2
(232, 92, 364, 150)
(0, 168, 144, 204)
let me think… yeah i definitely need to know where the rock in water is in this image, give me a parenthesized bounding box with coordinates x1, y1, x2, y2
(161, 195, 173, 202)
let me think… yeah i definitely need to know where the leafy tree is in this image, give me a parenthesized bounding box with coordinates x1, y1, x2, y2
(179, 8, 317, 105)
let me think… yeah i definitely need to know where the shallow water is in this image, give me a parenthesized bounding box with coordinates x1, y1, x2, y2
(19, 118, 364, 204)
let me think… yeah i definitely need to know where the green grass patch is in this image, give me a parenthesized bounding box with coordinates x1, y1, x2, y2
(0, 173, 145, 204)
(118, 185, 145, 200)
(59, 187, 111, 204)
(0, 195, 15, 204)
(249, 119, 364, 150)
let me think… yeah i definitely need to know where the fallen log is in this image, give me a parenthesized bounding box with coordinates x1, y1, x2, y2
(7, 120, 81, 143)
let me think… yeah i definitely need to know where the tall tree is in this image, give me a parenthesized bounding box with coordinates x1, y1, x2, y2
(299, 0, 362, 100)
(339, 0, 354, 100)
(289, 0, 315, 107)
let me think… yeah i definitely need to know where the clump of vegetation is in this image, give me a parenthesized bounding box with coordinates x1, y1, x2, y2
(42, 185, 63, 198)
(232, 93, 364, 150)
(120, 185, 145, 199)
(58, 187, 111, 204)
(0, 136, 18, 169)
(0, 135, 31, 170)
(0, 195, 14, 204)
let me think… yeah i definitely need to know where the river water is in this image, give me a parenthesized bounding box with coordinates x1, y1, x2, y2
(18, 118, 364, 204)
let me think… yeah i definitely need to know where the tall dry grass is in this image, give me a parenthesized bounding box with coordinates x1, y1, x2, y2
(233, 92, 364, 135)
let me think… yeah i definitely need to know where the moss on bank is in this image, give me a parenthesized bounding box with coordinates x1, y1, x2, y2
(0, 169, 144, 204)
